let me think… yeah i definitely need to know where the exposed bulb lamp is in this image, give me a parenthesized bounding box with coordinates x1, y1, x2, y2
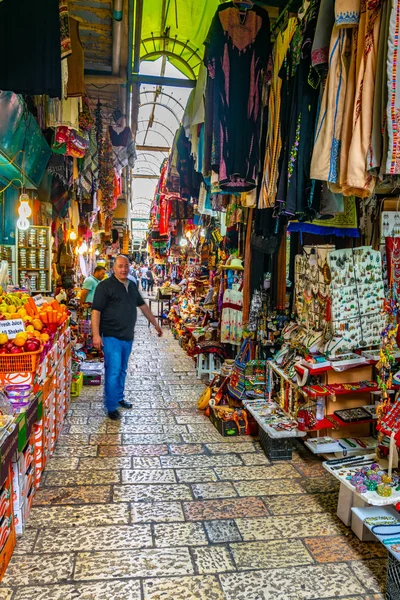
(179, 238, 188, 247)
(16, 193, 31, 230)
(69, 227, 77, 241)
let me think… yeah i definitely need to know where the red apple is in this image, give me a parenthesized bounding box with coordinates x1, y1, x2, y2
(0, 348, 7, 354)
(10, 346, 22, 354)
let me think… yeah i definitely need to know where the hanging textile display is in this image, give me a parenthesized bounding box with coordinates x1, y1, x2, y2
(287, 196, 359, 237)
(204, 2, 271, 192)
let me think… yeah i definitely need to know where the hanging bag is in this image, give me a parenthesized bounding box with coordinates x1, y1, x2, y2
(227, 339, 252, 401)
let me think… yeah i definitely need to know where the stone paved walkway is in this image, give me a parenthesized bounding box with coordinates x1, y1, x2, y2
(0, 317, 387, 599)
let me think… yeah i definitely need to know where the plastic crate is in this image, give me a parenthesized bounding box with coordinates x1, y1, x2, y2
(259, 427, 293, 461)
(0, 348, 42, 374)
(70, 372, 83, 397)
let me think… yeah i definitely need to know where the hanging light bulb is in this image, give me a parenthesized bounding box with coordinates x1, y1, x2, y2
(95, 249, 100, 256)
(69, 226, 77, 241)
(179, 238, 188, 247)
(81, 240, 88, 253)
(200, 228, 206, 237)
(16, 194, 31, 230)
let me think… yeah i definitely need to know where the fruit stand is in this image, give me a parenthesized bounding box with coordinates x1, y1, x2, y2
(0, 290, 71, 579)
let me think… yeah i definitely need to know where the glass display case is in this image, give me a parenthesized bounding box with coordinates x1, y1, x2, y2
(16, 226, 51, 292)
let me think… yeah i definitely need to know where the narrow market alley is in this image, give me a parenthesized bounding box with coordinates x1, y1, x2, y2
(0, 314, 387, 600)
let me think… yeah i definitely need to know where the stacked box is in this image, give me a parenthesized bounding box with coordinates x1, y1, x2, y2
(31, 421, 44, 490)
(12, 443, 35, 535)
(0, 468, 16, 579)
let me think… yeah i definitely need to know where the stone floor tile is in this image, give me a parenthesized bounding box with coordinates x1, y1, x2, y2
(107, 422, 164, 433)
(2, 553, 74, 586)
(0, 589, 12, 600)
(204, 519, 242, 543)
(219, 563, 366, 600)
(169, 443, 205, 455)
(191, 482, 237, 499)
(291, 461, 328, 478)
(114, 483, 192, 502)
(74, 547, 193, 580)
(192, 546, 235, 574)
(55, 434, 90, 445)
(230, 539, 313, 570)
(205, 443, 257, 454)
(305, 536, 387, 563)
(35, 524, 152, 552)
(184, 497, 268, 521)
(33, 485, 112, 505)
(28, 503, 129, 528)
(175, 415, 210, 424)
(175, 468, 218, 483)
(122, 468, 176, 484)
(69, 424, 107, 434)
(214, 464, 299, 481)
(350, 559, 388, 594)
(143, 575, 224, 600)
(182, 433, 227, 444)
(160, 455, 243, 469)
(154, 522, 208, 547)
(264, 493, 338, 515)
(123, 433, 183, 444)
(240, 452, 270, 465)
(235, 514, 346, 540)
(13, 529, 38, 554)
(233, 479, 305, 497)
(12, 580, 142, 600)
(300, 475, 341, 494)
(89, 434, 122, 445)
(132, 456, 161, 468)
(78, 456, 132, 470)
(52, 445, 98, 458)
(98, 444, 168, 456)
(44, 470, 120, 487)
(131, 501, 185, 523)
(66, 416, 88, 424)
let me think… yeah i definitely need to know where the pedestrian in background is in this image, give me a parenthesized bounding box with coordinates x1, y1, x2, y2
(80, 266, 107, 305)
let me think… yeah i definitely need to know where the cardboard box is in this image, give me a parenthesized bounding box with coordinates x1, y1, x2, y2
(336, 482, 354, 526)
(0, 516, 12, 551)
(0, 520, 16, 579)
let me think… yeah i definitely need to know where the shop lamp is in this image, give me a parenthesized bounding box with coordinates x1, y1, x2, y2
(69, 227, 77, 241)
(95, 249, 100, 256)
(200, 228, 206, 237)
(78, 241, 88, 254)
(179, 238, 188, 247)
(16, 194, 31, 230)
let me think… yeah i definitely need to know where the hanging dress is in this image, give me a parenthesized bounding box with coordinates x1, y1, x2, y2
(221, 288, 243, 346)
(204, 3, 271, 192)
(259, 17, 298, 208)
(310, 0, 360, 185)
(340, 0, 383, 197)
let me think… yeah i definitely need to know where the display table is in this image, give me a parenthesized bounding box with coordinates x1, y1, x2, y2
(323, 454, 400, 543)
(243, 399, 306, 460)
(351, 506, 400, 600)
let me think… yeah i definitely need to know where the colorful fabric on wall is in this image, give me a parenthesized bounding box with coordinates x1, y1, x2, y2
(204, 3, 271, 192)
(260, 17, 297, 208)
(287, 195, 359, 237)
(59, 0, 72, 60)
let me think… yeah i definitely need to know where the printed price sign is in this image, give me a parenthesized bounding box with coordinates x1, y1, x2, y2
(33, 295, 45, 307)
(0, 319, 25, 337)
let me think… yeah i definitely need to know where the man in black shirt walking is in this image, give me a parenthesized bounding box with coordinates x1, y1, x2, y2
(92, 255, 162, 420)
